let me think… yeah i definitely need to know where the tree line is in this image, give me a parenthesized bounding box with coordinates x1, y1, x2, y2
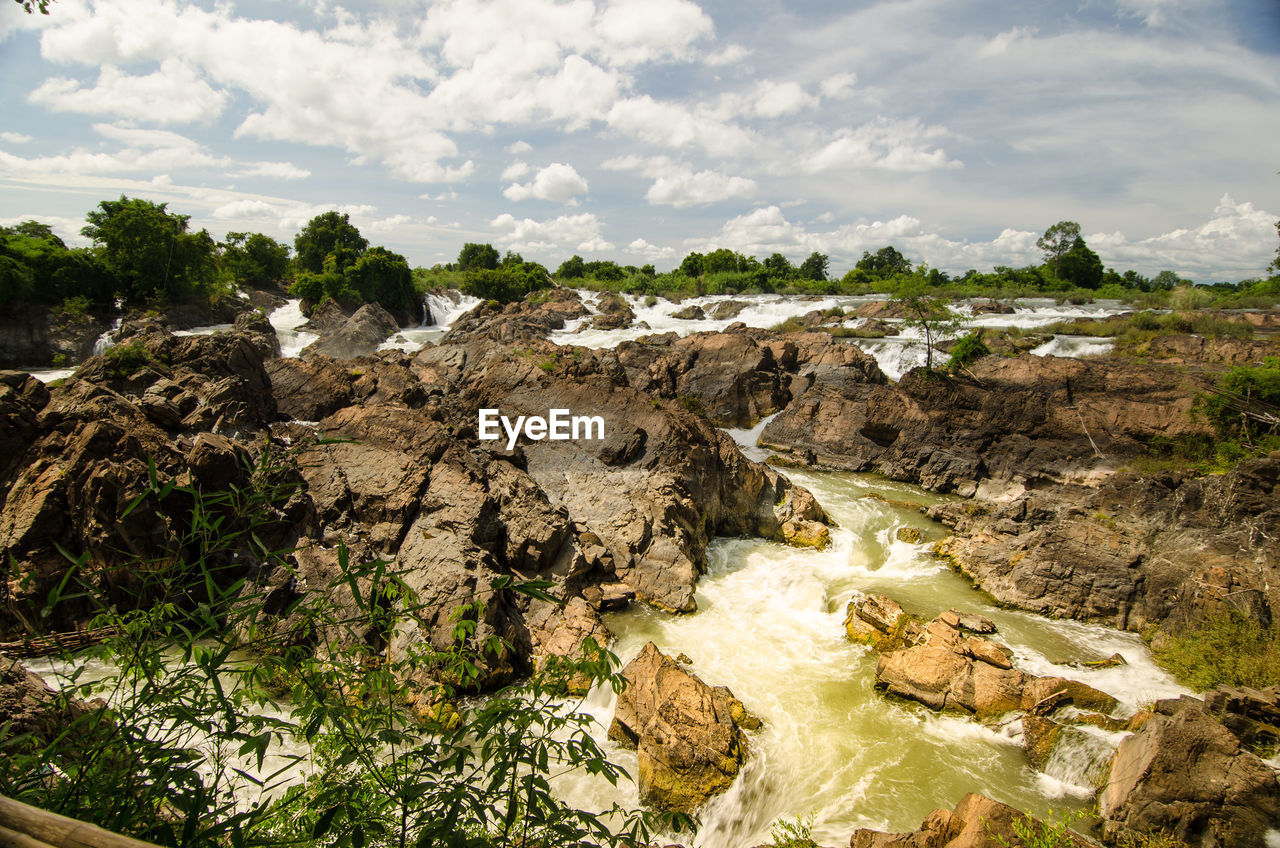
(6, 202, 1278, 316)
(0, 198, 415, 321)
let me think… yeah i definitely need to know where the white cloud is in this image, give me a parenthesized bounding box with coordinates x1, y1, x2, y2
(367, 213, 414, 233)
(624, 237, 677, 260)
(819, 72, 856, 99)
(236, 161, 311, 180)
(807, 117, 961, 173)
(593, 0, 713, 65)
(751, 81, 818, 119)
(491, 211, 613, 252)
(503, 162, 589, 203)
(0, 132, 33, 144)
(977, 26, 1037, 59)
(607, 96, 754, 157)
(505, 140, 532, 154)
(0, 123, 228, 176)
(501, 160, 530, 180)
(211, 199, 278, 219)
(644, 166, 756, 208)
(705, 44, 750, 67)
(29, 58, 227, 124)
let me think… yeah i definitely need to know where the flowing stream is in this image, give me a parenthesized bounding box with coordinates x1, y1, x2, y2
(552, 424, 1189, 847)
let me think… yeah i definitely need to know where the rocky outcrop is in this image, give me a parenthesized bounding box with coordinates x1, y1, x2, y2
(1134, 335, 1279, 368)
(1100, 705, 1280, 848)
(850, 792, 1094, 848)
(0, 302, 112, 369)
(608, 642, 759, 812)
(671, 305, 706, 320)
(762, 354, 1207, 497)
(591, 292, 636, 330)
(708, 299, 748, 320)
(0, 657, 100, 750)
(302, 303, 401, 359)
(929, 452, 1280, 633)
(847, 598, 1117, 720)
(613, 328, 885, 427)
(443, 289, 588, 343)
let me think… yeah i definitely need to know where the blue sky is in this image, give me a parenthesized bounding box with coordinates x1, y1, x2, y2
(1, 0, 1277, 280)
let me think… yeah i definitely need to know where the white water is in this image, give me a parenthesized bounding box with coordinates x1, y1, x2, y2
(554, 424, 1191, 847)
(1030, 335, 1115, 359)
(268, 300, 319, 359)
(173, 323, 235, 337)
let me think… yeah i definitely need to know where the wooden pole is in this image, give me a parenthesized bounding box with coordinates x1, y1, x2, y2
(0, 796, 162, 848)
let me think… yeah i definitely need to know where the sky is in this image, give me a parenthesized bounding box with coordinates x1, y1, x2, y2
(1, 0, 1278, 281)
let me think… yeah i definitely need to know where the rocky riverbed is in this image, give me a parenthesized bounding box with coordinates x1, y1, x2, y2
(2, 287, 1279, 847)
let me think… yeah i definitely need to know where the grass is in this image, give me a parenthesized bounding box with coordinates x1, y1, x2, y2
(1127, 433, 1280, 477)
(1042, 310, 1255, 342)
(1153, 607, 1280, 691)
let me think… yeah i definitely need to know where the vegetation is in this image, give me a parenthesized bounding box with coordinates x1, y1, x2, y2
(769, 814, 818, 848)
(290, 213, 415, 317)
(945, 330, 991, 372)
(1153, 607, 1280, 691)
(1198, 356, 1280, 440)
(891, 278, 964, 371)
(995, 809, 1091, 848)
(460, 249, 552, 304)
(0, 450, 689, 848)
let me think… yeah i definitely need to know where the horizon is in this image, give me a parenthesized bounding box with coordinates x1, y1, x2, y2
(2, 0, 1278, 283)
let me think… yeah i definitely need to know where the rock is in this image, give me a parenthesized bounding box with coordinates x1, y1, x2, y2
(1100, 707, 1280, 848)
(895, 526, 922, 544)
(708, 300, 749, 320)
(302, 303, 401, 359)
(1020, 677, 1118, 715)
(1022, 714, 1064, 771)
(0, 657, 101, 751)
(608, 642, 756, 812)
(844, 594, 924, 652)
(850, 792, 1094, 848)
(591, 293, 636, 330)
(671, 305, 706, 320)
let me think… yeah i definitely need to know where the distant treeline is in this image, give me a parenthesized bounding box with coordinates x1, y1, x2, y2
(5, 200, 1279, 317)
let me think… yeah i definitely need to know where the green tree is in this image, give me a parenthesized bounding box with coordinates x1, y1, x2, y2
(764, 253, 794, 279)
(81, 196, 218, 305)
(1151, 270, 1184, 291)
(458, 242, 500, 272)
(799, 251, 829, 282)
(1055, 238, 1103, 289)
(556, 255, 586, 279)
(219, 232, 291, 288)
(294, 211, 368, 274)
(856, 246, 911, 280)
(13, 0, 53, 12)
(1269, 219, 1279, 276)
(1036, 221, 1082, 276)
(346, 245, 415, 318)
(679, 251, 705, 278)
(892, 276, 964, 371)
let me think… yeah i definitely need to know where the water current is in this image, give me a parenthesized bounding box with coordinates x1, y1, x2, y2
(21, 289, 1209, 846)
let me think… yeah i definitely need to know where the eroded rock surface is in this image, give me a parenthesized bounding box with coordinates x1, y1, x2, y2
(608, 642, 758, 812)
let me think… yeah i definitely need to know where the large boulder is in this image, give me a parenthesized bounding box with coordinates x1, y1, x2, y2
(1099, 706, 1280, 848)
(302, 303, 401, 359)
(608, 642, 758, 812)
(850, 792, 1094, 848)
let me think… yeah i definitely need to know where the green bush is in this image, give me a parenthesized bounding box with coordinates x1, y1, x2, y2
(1154, 607, 1280, 691)
(945, 330, 991, 372)
(1198, 356, 1280, 439)
(102, 341, 154, 379)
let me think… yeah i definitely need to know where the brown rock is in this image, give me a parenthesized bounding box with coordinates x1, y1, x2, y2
(608, 642, 756, 812)
(1100, 707, 1280, 848)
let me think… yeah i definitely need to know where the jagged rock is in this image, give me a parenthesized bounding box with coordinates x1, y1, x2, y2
(302, 303, 401, 359)
(844, 594, 924, 652)
(1100, 707, 1280, 848)
(895, 526, 922, 543)
(850, 792, 1095, 848)
(671, 305, 706, 320)
(591, 293, 636, 330)
(0, 657, 99, 749)
(608, 642, 757, 812)
(1022, 714, 1064, 771)
(708, 300, 748, 320)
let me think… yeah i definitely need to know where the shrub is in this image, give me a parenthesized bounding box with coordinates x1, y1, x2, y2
(1154, 607, 1280, 691)
(102, 341, 154, 379)
(946, 330, 991, 372)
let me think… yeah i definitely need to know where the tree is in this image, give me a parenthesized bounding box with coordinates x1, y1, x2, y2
(81, 196, 218, 305)
(1055, 238, 1103, 289)
(856, 246, 912, 279)
(293, 211, 368, 274)
(1151, 270, 1183, 291)
(13, 0, 53, 12)
(891, 275, 964, 372)
(763, 253, 794, 279)
(799, 251, 829, 282)
(219, 232, 291, 288)
(457, 242, 500, 272)
(1036, 221, 1081, 276)
(679, 251, 705, 278)
(346, 246, 415, 318)
(1270, 219, 1280, 276)
(556, 255, 586, 280)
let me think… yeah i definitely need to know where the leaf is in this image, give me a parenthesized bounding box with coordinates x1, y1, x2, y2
(313, 804, 342, 838)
